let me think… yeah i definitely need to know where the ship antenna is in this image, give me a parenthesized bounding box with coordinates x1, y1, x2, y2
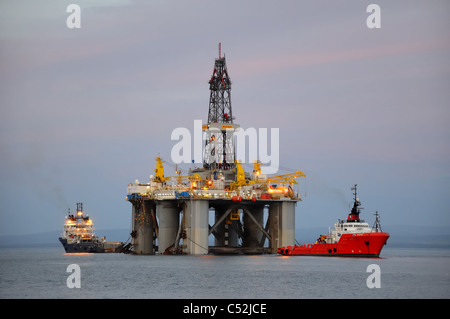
(352, 184, 358, 202)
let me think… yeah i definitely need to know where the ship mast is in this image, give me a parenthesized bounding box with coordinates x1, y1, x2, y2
(76, 202, 83, 217)
(372, 211, 383, 232)
(347, 184, 362, 222)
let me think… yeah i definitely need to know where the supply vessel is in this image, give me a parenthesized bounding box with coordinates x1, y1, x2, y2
(277, 185, 389, 257)
(59, 203, 122, 253)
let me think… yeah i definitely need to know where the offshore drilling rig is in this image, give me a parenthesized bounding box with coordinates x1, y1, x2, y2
(126, 44, 305, 255)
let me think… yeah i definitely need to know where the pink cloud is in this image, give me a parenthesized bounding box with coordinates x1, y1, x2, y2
(232, 38, 449, 78)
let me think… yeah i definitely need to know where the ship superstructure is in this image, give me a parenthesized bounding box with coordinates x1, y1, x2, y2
(126, 44, 306, 255)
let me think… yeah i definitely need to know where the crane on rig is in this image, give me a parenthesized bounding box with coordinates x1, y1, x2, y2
(154, 157, 202, 183)
(266, 170, 306, 185)
(228, 160, 305, 191)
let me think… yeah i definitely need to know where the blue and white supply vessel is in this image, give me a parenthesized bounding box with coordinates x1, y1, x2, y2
(59, 203, 120, 253)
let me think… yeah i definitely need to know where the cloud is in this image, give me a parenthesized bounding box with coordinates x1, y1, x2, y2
(231, 37, 450, 79)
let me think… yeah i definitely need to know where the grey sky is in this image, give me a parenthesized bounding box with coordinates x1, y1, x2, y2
(1, 0, 449, 236)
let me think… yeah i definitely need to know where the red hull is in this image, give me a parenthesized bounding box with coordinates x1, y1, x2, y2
(278, 232, 390, 257)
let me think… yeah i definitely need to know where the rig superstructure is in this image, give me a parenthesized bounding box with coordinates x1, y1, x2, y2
(126, 44, 305, 255)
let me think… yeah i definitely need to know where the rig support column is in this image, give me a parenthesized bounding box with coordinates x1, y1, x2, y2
(131, 200, 155, 255)
(268, 201, 296, 253)
(213, 208, 226, 247)
(243, 206, 264, 249)
(156, 201, 180, 254)
(183, 199, 209, 255)
(213, 208, 239, 247)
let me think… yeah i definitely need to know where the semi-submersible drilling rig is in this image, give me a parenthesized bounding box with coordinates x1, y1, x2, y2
(126, 44, 305, 255)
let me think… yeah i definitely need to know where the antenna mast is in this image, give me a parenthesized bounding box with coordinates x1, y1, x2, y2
(352, 184, 358, 202)
(372, 211, 383, 232)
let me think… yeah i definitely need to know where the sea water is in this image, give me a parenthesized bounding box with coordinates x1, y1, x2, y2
(0, 246, 449, 299)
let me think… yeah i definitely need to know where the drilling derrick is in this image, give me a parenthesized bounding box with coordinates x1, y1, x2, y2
(207, 43, 232, 124)
(203, 43, 239, 170)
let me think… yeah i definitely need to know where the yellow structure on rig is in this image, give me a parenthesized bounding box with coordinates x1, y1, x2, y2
(145, 157, 305, 198)
(154, 157, 166, 183)
(154, 157, 202, 184)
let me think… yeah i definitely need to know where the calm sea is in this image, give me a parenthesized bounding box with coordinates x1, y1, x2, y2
(0, 246, 449, 299)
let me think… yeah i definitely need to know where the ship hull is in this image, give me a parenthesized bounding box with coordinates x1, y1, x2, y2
(59, 237, 105, 253)
(277, 232, 389, 257)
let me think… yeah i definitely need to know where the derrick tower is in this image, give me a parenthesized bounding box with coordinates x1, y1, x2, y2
(203, 43, 239, 170)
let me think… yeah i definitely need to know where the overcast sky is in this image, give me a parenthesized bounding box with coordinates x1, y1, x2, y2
(1, 0, 449, 237)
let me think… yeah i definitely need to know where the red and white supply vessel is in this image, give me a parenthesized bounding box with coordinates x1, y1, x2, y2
(278, 185, 390, 257)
